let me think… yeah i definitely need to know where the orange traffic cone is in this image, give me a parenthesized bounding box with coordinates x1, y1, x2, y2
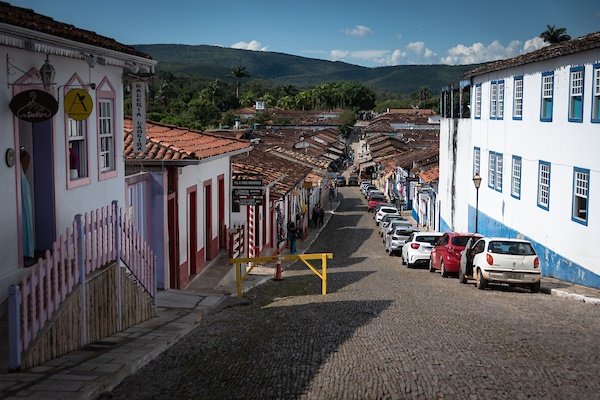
(274, 246, 283, 281)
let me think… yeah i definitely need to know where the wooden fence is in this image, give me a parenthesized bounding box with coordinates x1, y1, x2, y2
(7, 200, 156, 371)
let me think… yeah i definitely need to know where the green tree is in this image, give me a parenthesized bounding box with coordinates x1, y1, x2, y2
(540, 25, 571, 44)
(229, 65, 250, 98)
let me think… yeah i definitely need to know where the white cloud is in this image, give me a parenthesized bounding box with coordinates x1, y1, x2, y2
(440, 37, 549, 65)
(343, 25, 372, 37)
(406, 41, 436, 59)
(391, 49, 406, 64)
(231, 40, 268, 51)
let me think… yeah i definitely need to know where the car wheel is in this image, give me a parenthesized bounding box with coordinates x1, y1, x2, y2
(458, 268, 468, 284)
(428, 258, 435, 272)
(476, 268, 487, 290)
(440, 261, 448, 278)
(530, 281, 541, 293)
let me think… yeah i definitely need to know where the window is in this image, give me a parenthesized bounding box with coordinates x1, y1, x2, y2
(488, 152, 496, 189)
(96, 78, 118, 180)
(68, 118, 88, 180)
(592, 64, 600, 123)
(572, 168, 589, 225)
(489, 80, 505, 120)
(511, 156, 522, 199)
(490, 81, 497, 118)
(541, 72, 554, 121)
(473, 147, 481, 176)
(537, 161, 551, 210)
(513, 76, 523, 120)
(474, 84, 482, 119)
(98, 99, 115, 171)
(496, 153, 503, 192)
(569, 66, 584, 122)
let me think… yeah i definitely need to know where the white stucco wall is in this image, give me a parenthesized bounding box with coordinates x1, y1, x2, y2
(177, 156, 230, 265)
(0, 47, 127, 302)
(441, 48, 600, 286)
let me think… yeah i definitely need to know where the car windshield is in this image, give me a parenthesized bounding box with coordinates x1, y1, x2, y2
(451, 236, 476, 246)
(370, 196, 385, 201)
(383, 215, 402, 221)
(380, 208, 397, 213)
(488, 241, 536, 255)
(395, 228, 414, 235)
(416, 235, 441, 245)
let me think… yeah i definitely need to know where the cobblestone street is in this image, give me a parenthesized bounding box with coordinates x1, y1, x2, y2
(107, 187, 600, 400)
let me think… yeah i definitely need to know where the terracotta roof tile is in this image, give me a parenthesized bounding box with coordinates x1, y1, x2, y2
(124, 118, 251, 162)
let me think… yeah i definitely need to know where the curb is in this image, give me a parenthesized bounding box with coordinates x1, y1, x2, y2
(540, 286, 600, 305)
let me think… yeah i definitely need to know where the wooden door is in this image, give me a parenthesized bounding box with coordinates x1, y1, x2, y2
(188, 188, 197, 274)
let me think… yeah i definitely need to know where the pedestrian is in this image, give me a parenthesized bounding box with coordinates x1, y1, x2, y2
(318, 205, 325, 226)
(312, 206, 319, 228)
(288, 221, 298, 254)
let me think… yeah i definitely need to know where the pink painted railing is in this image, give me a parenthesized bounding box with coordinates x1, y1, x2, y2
(8, 200, 156, 370)
(228, 224, 246, 259)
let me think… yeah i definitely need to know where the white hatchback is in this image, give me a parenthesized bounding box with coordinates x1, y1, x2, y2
(459, 237, 541, 292)
(402, 232, 444, 268)
(375, 207, 399, 225)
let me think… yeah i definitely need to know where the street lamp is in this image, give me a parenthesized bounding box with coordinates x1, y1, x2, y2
(472, 174, 482, 233)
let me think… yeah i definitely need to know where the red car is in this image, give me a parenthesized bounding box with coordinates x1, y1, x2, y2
(367, 195, 387, 212)
(429, 232, 482, 277)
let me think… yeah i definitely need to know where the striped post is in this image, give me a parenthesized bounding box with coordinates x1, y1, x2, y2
(248, 206, 255, 259)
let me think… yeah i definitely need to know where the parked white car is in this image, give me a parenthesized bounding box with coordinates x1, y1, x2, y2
(402, 232, 444, 268)
(383, 220, 413, 244)
(459, 237, 541, 292)
(379, 215, 406, 236)
(385, 225, 419, 256)
(375, 207, 399, 225)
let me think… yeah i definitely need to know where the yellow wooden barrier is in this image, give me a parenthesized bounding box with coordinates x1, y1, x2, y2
(228, 253, 333, 298)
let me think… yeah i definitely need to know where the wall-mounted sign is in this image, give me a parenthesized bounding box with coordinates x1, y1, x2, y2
(232, 178, 263, 187)
(9, 89, 58, 122)
(132, 82, 147, 153)
(64, 88, 93, 120)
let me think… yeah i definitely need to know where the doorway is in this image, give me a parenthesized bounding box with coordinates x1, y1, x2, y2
(204, 183, 212, 261)
(187, 187, 197, 275)
(19, 119, 56, 262)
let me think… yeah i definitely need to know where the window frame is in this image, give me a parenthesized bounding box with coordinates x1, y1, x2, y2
(571, 167, 590, 226)
(96, 78, 118, 181)
(495, 152, 503, 192)
(497, 80, 505, 119)
(511, 156, 522, 200)
(474, 84, 482, 119)
(473, 147, 481, 176)
(513, 76, 523, 120)
(64, 74, 91, 189)
(592, 63, 600, 123)
(537, 161, 551, 211)
(540, 71, 554, 122)
(490, 80, 498, 119)
(568, 66, 584, 123)
(488, 151, 496, 189)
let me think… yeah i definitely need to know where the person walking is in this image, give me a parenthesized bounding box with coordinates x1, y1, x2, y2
(317, 205, 325, 227)
(288, 221, 298, 254)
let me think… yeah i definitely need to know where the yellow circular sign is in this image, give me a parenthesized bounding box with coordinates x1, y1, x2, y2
(64, 88, 93, 121)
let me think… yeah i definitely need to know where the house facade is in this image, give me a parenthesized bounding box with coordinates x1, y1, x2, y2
(124, 120, 252, 289)
(0, 3, 156, 303)
(439, 31, 600, 288)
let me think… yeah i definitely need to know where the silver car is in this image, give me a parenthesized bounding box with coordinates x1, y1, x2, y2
(385, 225, 419, 256)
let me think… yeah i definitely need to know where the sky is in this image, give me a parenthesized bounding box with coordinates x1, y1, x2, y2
(7, 0, 600, 67)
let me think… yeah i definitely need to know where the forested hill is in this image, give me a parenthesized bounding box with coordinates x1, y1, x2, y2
(133, 44, 478, 95)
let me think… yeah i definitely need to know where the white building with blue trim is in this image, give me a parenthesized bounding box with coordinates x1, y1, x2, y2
(439, 31, 600, 289)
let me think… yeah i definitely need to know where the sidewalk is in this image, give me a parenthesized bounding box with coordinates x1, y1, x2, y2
(1, 199, 599, 399)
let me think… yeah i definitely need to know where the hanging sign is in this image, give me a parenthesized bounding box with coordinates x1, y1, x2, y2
(132, 81, 147, 153)
(64, 88, 93, 120)
(9, 89, 58, 122)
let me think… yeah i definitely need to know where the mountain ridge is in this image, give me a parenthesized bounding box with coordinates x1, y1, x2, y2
(133, 44, 479, 95)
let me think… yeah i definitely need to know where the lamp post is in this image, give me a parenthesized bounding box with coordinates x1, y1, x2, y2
(472, 174, 482, 233)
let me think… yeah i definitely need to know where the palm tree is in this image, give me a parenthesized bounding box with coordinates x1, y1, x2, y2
(540, 25, 571, 44)
(229, 65, 250, 98)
